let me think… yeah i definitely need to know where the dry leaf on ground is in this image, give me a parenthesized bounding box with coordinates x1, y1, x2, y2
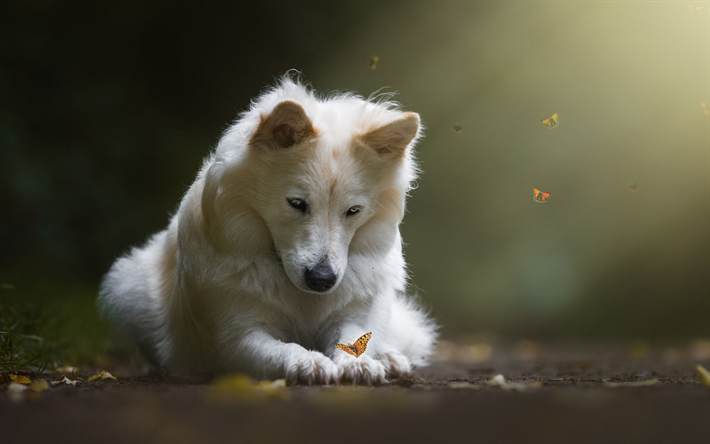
(88, 370, 117, 382)
(9, 374, 31, 384)
(695, 364, 710, 386)
(51, 376, 81, 386)
(7, 382, 28, 402)
(28, 379, 49, 392)
(486, 374, 542, 391)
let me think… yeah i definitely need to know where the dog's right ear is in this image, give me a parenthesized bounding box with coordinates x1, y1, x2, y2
(249, 101, 317, 151)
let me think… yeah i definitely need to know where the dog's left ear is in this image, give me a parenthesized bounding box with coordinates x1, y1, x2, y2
(249, 100, 316, 151)
(361, 112, 420, 158)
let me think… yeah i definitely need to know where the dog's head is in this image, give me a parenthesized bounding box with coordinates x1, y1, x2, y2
(202, 80, 421, 294)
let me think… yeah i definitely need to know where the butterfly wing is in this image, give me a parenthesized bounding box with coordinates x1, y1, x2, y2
(335, 343, 358, 357)
(541, 113, 558, 128)
(352, 332, 372, 357)
(534, 188, 550, 203)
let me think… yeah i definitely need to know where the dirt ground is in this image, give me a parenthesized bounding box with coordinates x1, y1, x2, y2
(2, 344, 709, 444)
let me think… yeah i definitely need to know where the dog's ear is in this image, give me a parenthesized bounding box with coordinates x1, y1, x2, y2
(361, 112, 420, 158)
(249, 101, 316, 151)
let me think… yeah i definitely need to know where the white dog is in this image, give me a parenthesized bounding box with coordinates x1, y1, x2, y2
(99, 74, 437, 384)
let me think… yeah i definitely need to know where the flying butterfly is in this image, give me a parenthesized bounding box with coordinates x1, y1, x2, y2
(689, 5, 702, 12)
(368, 56, 379, 70)
(335, 332, 372, 358)
(702, 102, 709, 116)
(541, 112, 559, 128)
(453, 124, 464, 133)
(533, 187, 551, 203)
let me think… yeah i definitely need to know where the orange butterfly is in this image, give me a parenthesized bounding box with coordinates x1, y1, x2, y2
(335, 332, 372, 358)
(533, 187, 551, 203)
(541, 112, 559, 128)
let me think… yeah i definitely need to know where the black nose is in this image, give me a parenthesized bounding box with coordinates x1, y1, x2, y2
(304, 263, 337, 292)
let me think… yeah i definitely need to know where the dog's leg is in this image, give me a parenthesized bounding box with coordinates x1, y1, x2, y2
(223, 329, 340, 385)
(332, 349, 387, 385)
(379, 351, 413, 379)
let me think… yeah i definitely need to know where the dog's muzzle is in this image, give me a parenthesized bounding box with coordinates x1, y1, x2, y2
(304, 262, 337, 292)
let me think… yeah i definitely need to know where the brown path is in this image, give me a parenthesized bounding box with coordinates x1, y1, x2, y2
(2, 345, 709, 444)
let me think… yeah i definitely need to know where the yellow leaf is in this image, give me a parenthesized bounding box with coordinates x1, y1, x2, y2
(88, 371, 105, 382)
(696, 364, 710, 387)
(210, 374, 257, 399)
(9, 374, 31, 384)
(88, 370, 117, 382)
(28, 379, 49, 392)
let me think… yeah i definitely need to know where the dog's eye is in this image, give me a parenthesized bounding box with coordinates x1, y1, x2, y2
(346, 206, 362, 217)
(287, 198, 308, 213)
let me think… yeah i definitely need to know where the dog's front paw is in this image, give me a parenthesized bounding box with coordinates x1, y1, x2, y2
(381, 352, 412, 379)
(285, 351, 339, 385)
(334, 352, 386, 385)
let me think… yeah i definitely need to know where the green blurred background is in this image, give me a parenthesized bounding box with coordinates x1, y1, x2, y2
(1, 1, 708, 363)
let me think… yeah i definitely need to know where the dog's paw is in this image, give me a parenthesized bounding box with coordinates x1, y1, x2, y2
(381, 352, 412, 379)
(334, 352, 386, 385)
(285, 351, 339, 385)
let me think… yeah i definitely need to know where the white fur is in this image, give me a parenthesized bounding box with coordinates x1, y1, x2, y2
(99, 73, 438, 384)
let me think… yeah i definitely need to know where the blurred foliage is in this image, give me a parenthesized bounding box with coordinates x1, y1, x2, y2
(0, 285, 111, 373)
(0, 1, 708, 344)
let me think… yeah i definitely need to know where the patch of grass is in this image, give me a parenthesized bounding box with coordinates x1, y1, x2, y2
(0, 282, 115, 374)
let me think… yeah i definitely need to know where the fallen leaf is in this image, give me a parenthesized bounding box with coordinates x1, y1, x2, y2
(88, 370, 117, 382)
(696, 364, 710, 386)
(256, 379, 289, 398)
(210, 374, 257, 399)
(486, 374, 507, 386)
(9, 374, 31, 384)
(51, 376, 81, 386)
(486, 374, 542, 391)
(603, 379, 658, 388)
(28, 379, 49, 392)
(57, 366, 79, 375)
(7, 382, 28, 403)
